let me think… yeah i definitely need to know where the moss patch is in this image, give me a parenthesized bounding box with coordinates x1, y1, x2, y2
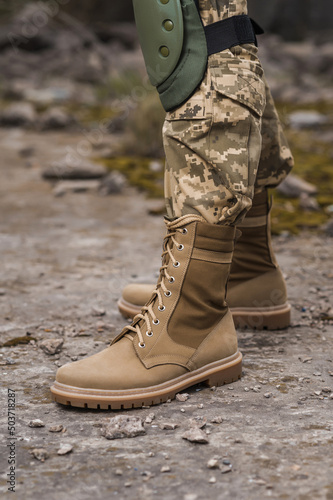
(101, 156, 164, 198)
(271, 102, 333, 234)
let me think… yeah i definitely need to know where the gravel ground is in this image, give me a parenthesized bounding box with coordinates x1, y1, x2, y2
(0, 129, 332, 500)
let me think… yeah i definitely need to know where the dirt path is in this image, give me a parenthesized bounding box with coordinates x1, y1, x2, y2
(0, 129, 332, 500)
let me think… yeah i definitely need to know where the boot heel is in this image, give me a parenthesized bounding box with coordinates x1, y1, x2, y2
(205, 362, 242, 388)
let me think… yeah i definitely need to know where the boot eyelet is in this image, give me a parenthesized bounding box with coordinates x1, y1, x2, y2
(158, 305, 166, 312)
(178, 244, 184, 251)
(173, 261, 180, 268)
(153, 319, 160, 325)
(168, 277, 175, 284)
(164, 291, 172, 297)
(146, 331, 153, 337)
(182, 228, 188, 234)
(138, 342, 146, 348)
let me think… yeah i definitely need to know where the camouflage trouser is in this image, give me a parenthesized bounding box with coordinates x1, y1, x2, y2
(163, 1, 294, 225)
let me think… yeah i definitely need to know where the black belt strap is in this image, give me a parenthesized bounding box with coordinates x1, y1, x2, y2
(204, 15, 263, 55)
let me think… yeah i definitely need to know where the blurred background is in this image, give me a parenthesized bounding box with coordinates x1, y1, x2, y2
(0, 0, 332, 234)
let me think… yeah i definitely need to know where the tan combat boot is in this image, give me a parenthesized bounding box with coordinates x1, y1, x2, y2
(118, 190, 290, 330)
(51, 215, 242, 409)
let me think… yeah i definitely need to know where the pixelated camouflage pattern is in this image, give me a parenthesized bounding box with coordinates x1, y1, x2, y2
(255, 81, 294, 191)
(163, 1, 294, 224)
(199, 0, 248, 26)
(163, 44, 265, 225)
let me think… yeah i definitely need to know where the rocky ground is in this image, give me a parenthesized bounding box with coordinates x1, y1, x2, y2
(0, 128, 332, 500)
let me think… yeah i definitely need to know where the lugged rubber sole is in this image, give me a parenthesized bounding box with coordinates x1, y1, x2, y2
(50, 351, 242, 410)
(117, 298, 291, 331)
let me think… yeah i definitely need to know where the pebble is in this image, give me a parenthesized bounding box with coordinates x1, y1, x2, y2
(182, 428, 209, 444)
(0, 288, 6, 295)
(264, 392, 273, 398)
(49, 425, 64, 433)
(220, 465, 232, 474)
(322, 387, 331, 394)
(160, 466, 171, 473)
(53, 180, 100, 197)
(289, 110, 327, 129)
(211, 416, 223, 424)
(30, 448, 49, 462)
(145, 413, 155, 424)
(207, 459, 219, 469)
(313, 371, 322, 376)
(29, 419, 45, 428)
(42, 159, 107, 181)
(115, 469, 123, 476)
(101, 415, 146, 440)
(277, 174, 317, 198)
(209, 476, 217, 484)
(99, 171, 127, 196)
(159, 422, 179, 430)
(176, 393, 189, 402)
(57, 444, 73, 455)
(91, 306, 106, 317)
(39, 338, 64, 355)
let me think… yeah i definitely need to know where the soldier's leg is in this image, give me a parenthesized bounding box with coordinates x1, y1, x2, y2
(227, 77, 294, 329)
(51, 1, 261, 409)
(164, 1, 265, 226)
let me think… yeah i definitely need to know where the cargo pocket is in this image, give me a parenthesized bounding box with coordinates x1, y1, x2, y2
(210, 63, 266, 118)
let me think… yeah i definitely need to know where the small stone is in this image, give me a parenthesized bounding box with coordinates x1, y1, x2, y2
(252, 386, 261, 393)
(277, 174, 317, 198)
(57, 444, 73, 455)
(244, 387, 250, 392)
(29, 419, 45, 428)
(264, 392, 272, 399)
(99, 171, 127, 195)
(148, 452, 155, 457)
(209, 476, 217, 484)
(301, 357, 313, 363)
(189, 417, 207, 429)
(39, 338, 63, 355)
(313, 371, 322, 376)
(182, 428, 209, 444)
(159, 422, 179, 430)
(160, 465, 171, 473)
(92, 306, 106, 317)
(115, 469, 123, 476)
(124, 482, 132, 487)
(42, 159, 107, 181)
(314, 391, 322, 396)
(101, 415, 146, 440)
(40, 107, 75, 130)
(211, 416, 223, 424)
(322, 387, 331, 394)
(5, 357, 16, 365)
(176, 393, 189, 402)
(289, 111, 327, 129)
(207, 459, 219, 469)
(145, 413, 155, 424)
(0, 288, 6, 295)
(299, 193, 320, 212)
(48, 425, 64, 433)
(197, 404, 204, 409)
(220, 465, 232, 474)
(1, 102, 36, 127)
(180, 409, 186, 413)
(222, 459, 231, 465)
(53, 180, 100, 197)
(30, 448, 49, 462)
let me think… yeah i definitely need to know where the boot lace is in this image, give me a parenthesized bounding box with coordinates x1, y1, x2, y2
(123, 215, 203, 349)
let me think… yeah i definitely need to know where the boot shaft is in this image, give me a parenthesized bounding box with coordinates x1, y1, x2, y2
(230, 189, 277, 283)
